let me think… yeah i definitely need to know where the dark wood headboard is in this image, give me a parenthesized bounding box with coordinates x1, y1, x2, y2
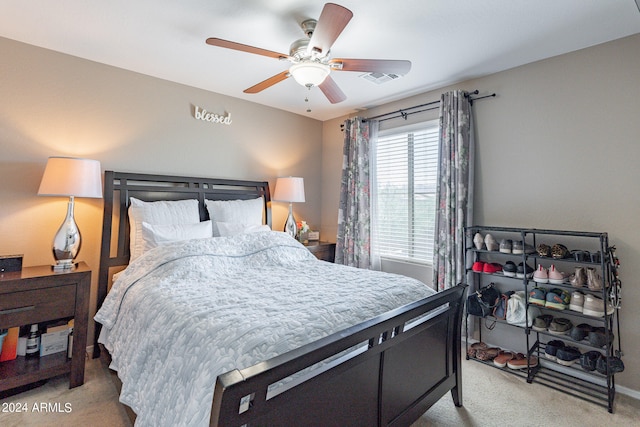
(93, 170, 271, 357)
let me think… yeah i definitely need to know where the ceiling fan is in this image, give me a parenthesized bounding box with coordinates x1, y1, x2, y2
(206, 2, 411, 104)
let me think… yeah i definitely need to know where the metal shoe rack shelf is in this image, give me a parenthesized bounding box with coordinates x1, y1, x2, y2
(464, 226, 622, 413)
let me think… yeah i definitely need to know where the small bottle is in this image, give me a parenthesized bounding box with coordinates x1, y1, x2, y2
(25, 324, 40, 358)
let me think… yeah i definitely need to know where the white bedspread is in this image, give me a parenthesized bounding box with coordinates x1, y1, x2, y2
(95, 231, 434, 426)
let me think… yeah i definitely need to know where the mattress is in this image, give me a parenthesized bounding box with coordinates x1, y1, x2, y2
(95, 231, 434, 426)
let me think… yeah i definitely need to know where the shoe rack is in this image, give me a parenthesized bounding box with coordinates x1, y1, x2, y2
(464, 226, 622, 413)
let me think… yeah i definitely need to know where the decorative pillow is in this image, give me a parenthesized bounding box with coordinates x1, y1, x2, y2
(205, 197, 264, 237)
(141, 220, 213, 252)
(216, 222, 271, 237)
(128, 197, 200, 262)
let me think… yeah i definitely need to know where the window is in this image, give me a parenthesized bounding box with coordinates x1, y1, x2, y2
(374, 120, 439, 264)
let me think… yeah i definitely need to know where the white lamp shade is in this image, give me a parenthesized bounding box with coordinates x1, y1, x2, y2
(289, 62, 330, 87)
(273, 177, 305, 203)
(38, 157, 103, 198)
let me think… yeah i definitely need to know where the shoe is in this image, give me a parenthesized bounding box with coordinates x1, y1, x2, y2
(533, 265, 549, 283)
(556, 346, 581, 366)
(586, 267, 603, 290)
(588, 327, 613, 348)
(571, 250, 591, 262)
(569, 267, 587, 288)
(516, 262, 534, 279)
(512, 241, 524, 254)
(544, 340, 566, 361)
(493, 350, 515, 368)
(596, 355, 625, 375)
(545, 288, 571, 310)
(472, 261, 485, 272)
(548, 265, 566, 284)
(503, 261, 517, 277)
(551, 244, 570, 259)
(548, 317, 572, 335)
(537, 244, 551, 257)
(467, 341, 488, 358)
(529, 287, 547, 306)
(582, 295, 615, 317)
(485, 234, 499, 251)
(473, 232, 484, 250)
(475, 347, 501, 361)
(500, 239, 512, 254)
(483, 262, 503, 274)
(532, 314, 553, 332)
(507, 353, 538, 369)
(580, 351, 602, 371)
(569, 291, 585, 313)
(590, 251, 602, 263)
(569, 323, 593, 341)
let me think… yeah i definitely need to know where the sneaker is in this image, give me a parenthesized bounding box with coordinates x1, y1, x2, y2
(596, 355, 625, 375)
(511, 240, 524, 254)
(483, 262, 503, 274)
(569, 291, 585, 313)
(551, 243, 570, 259)
(533, 265, 549, 283)
(507, 353, 538, 369)
(529, 287, 547, 306)
(569, 323, 593, 341)
(537, 244, 551, 257)
(516, 262, 534, 279)
(472, 261, 485, 272)
(588, 327, 613, 348)
(556, 346, 581, 366)
(545, 288, 571, 310)
(569, 267, 587, 288)
(485, 234, 499, 251)
(493, 350, 515, 368)
(467, 341, 488, 358)
(475, 347, 501, 361)
(473, 232, 484, 250)
(582, 295, 615, 317)
(580, 350, 602, 371)
(532, 314, 554, 332)
(503, 261, 517, 277)
(500, 239, 512, 253)
(548, 265, 566, 284)
(544, 340, 566, 361)
(548, 317, 573, 335)
(586, 267, 603, 290)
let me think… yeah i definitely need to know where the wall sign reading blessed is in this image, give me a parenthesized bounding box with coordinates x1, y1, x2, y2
(193, 105, 232, 125)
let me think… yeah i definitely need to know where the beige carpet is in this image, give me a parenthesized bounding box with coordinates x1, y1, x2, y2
(1, 355, 638, 426)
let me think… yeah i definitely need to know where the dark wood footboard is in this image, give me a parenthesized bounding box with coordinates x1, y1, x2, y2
(210, 284, 467, 427)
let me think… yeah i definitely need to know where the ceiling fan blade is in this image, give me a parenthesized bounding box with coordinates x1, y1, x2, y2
(206, 37, 288, 60)
(319, 75, 346, 104)
(331, 58, 412, 75)
(307, 3, 353, 55)
(244, 71, 290, 94)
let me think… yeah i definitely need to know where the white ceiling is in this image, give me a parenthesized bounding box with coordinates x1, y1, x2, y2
(1, 1, 639, 121)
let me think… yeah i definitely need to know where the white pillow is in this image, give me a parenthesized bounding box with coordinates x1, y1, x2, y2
(205, 197, 264, 237)
(216, 222, 271, 237)
(128, 197, 200, 262)
(141, 220, 213, 251)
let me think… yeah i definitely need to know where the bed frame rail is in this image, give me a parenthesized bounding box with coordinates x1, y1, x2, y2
(210, 284, 467, 427)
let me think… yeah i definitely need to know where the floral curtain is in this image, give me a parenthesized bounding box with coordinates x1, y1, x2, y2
(433, 90, 475, 291)
(335, 117, 379, 268)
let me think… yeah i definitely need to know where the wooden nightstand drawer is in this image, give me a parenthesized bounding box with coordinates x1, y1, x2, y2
(304, 241, 336, 263)
(0, 284, 75, 329)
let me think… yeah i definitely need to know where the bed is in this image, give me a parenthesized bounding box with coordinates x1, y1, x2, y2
(93, 170, 467, 427)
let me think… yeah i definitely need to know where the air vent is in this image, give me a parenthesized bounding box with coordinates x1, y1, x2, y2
(360, 72, 401, 85)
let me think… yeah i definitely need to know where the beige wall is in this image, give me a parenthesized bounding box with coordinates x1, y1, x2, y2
(0, 37, 323, 346)
(321, 33, 640, 394)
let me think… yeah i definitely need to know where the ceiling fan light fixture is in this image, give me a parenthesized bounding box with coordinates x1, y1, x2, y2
(289, 62, 330, 87)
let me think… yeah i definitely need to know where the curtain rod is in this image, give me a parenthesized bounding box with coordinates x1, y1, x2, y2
(361, 90, 496, 123)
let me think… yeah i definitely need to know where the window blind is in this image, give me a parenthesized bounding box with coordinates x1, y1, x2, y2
(375, 121, 439, 264)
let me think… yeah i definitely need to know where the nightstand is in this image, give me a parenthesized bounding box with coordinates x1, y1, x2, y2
(304, 241, 336, 262)
(0, 262, 91, 394)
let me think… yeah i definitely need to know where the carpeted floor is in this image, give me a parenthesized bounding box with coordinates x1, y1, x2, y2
(1, 355, 638, 426)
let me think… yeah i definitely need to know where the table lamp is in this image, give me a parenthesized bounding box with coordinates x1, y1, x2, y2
(273, 177, 305, 238)
(38, 157, 102, 269)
